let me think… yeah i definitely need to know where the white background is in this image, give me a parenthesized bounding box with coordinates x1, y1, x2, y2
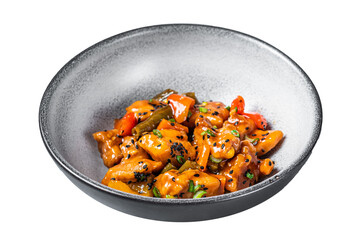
(1, 1, 360, 239)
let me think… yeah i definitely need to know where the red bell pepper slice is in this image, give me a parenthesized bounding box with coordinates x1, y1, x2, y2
(243, 112, 267, 130)
(167, 94, 195, 123)
(231, 95, 245, 114)
(114, 112, 137, 136)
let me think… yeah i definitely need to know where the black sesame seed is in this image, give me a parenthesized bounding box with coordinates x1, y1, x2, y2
(171, 123, 175, 126)
(127, 154, 130, 159)
(140, 140, 142, 143)
(201, 185, 205, 188)
(252, 134, 257, 137)
(157, 144, 161, 147)
(228, 179, 233, 182)
(116, 134, 121, 138)
(243, 180, 247, 184)
(221, 144, 225, 149)
(125, 145, 130, 148)
(131, 139, 135, 144)
(143, 164, 148, 169)
(213, 142, 217, 146)
(257, 160, 261, 164)
(261, 149, 265, 152)
(111, 178, 116, 180)
(200, 166, 204, 169)
(269, 161, 272, 166)
(245, 159, 249, 162)
(172, 177, 176, 182)
(229, 170, 234, 174)
(194, 174, 200, 177)
(246, 127, 249, 130)
(235, 122, 239, 126)
(199, 115, 204, 118)
(135, 145, 139, 149)
(225, 139, 229, 143)
(203, 187, 208, 190)
(273, 161, 275, 164)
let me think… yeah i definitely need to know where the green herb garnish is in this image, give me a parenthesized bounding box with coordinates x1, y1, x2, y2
(226, 106, 231, 111)
(153, 129, 162, 138)
(199, 107, 208, 113)
(153, 187, 161, 197)
(188, 180, 195, 192)
(201, 129, 216, 137)
(193, 190, 207, 199)
(245, 136, 259, 145)
(187, 111, 192, 118)
(176, 155, 185, 165)
(246, 171, 254, 179)
(209, 155, 222, 164)
(169, 118, 175, 123)
(231, 130, 240, 138)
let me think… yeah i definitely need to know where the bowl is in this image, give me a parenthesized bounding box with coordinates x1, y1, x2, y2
(39, 24, 322, 221)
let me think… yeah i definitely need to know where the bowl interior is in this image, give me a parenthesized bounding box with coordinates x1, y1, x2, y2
(41, 25, 321, 190)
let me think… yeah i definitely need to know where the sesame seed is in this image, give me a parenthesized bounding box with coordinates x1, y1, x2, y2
(229, 170, 233, 174)
(213, 142, 217, 146)
(171, 123, 175, 126)
(111, 178, 116, 180)
(143, 164, 147, 169)
(200, 166, 204, 169)
(172, 177, 176, 182)
(243, 180, 247, 184)
(261, 149, 265, 152)
(131, 139, 135, 144)
(228, 179, 233, 182)
(269, 161, 272, 166)
(157, 144, 161, 147)
(245, 159, 249, 162)
(221, 144, 225, 149)
(194, 174, 200, 177)
(127, 154, 130, 159)
(125, 145, 130, 148)
(246, 127, 249, 130)
(225, 139, 229, 142)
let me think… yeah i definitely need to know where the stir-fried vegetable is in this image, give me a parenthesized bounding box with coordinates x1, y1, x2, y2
(93, 90, 283, 199)
(114, 112, 137, 136)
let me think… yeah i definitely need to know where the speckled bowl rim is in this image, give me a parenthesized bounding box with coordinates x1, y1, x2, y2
(39, 24, 322, 205)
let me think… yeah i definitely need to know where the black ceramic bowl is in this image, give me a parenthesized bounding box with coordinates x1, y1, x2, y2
(39, 24, 322, 221)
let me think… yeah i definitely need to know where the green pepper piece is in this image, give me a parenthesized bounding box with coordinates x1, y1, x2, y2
(132, 105, 173, 139)
(161, 163, 177, 174)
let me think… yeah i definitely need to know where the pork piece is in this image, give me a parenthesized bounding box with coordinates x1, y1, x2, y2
(107, 175, 154, 197)
(183, 101, 229, 128)
(193, 118, 241, 161)
(102, 158, 163, 185)
(125, 100, 167, 122)
(138, 129, 196, 167)
(247, 129, 283, 156)
(154, 169, 226, 198)
(93, 129, 123, 167)
(220, 141, 261, 192)
(223, 110, 256, 139)
(119, 136, 149, 160)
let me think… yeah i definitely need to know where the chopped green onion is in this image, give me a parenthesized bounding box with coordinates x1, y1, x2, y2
(246, 171, 254, 179)
(176, 155, 184, 164)
(201, 101, 207, 106)
(188, 180, 195, 193)
(201, 129, 216, 137)
(153, 187, 161, 197)
(166, 195, 177, 199)
(213, 125, 218, 129)
(209, 155, 222, 164)
(199, 107, 208, 113)
(193, 190, 207, 199)
(226, 106, 231, 111)
(169, 118, 176, 122)
(149, 99, 153, 103)
(153, 129, 162, 138)
(231, 130, 240, 137)
(245, 136, 259, 145)
(235, 107, 238, 112)
(194, 184, 202, 192)
(187, 111, 192, 118)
